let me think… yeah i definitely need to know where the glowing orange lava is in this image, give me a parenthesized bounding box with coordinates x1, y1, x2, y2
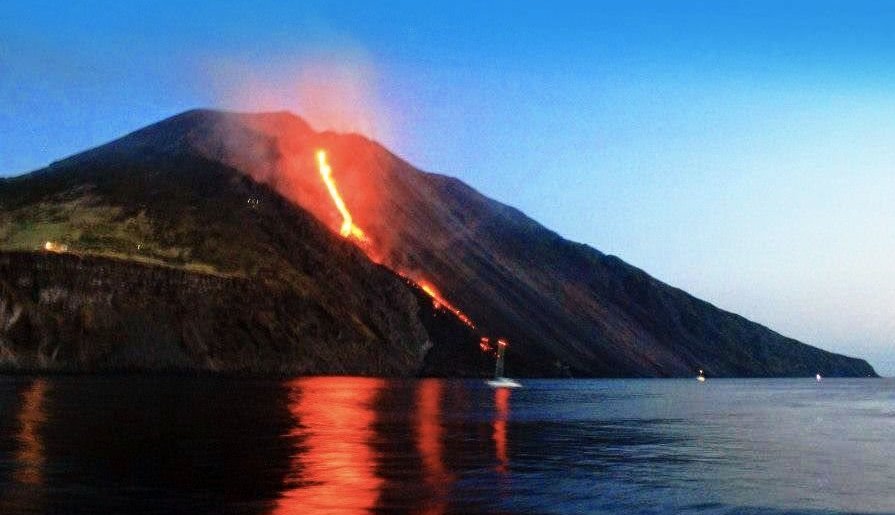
(316, 149, 367, 242)
(416, 279, 476, 329)
(314, 150, 479, 334)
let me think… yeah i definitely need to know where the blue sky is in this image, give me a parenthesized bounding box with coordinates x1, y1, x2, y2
(2, 1, 894, 374)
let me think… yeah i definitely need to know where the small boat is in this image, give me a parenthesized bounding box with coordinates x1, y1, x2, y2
(487, 377, 523, 388)
(696, 369, 706, 382)
(816, 373, 823, 382)
(487, 338, 522, 388)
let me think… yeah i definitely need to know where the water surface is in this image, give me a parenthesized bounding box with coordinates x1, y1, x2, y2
(0, 376, 892, 514)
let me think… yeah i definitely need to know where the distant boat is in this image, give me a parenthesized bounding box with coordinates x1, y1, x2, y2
(487, 338, 522, 388)
(697, 369, 706, 382)
(816, 373, 823, 382)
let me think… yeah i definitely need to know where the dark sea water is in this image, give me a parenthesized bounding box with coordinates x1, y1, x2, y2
(0, 376, 892, 514)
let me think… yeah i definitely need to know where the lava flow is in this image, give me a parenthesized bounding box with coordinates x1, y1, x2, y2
(315, 149, 479, 335)
(315, 150, 367, 242)
(416, 279, 476, 329)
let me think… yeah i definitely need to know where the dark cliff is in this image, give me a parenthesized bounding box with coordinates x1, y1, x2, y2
(0, 252, 426, 375)
(0, 251, 433, 375)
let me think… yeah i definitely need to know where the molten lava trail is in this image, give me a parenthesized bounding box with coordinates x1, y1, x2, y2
(315, 149, 479, 334)
(417, 280, 476, 329)
(315, 150, 366, 241)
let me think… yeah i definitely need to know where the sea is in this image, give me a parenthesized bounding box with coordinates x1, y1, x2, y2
(0, 376, 892, 514)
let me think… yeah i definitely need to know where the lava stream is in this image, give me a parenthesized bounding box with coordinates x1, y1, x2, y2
(314, 149, 480, 336)
(416, 279, 476, 329)
(315, 150, 367, 241)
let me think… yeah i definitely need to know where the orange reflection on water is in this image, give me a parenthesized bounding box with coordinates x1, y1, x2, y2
(272, 377, 384, 515)
(14, 378, 50, 487)
(416, 380, 453, 514)
(493, 388, 510, 474)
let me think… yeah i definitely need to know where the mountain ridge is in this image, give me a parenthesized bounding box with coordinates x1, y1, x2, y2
(0, 109, 877, 377)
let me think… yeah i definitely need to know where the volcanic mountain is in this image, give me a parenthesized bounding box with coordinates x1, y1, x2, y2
(0, 109, 876, 377)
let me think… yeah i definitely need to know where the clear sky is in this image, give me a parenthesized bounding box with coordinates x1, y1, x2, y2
(3, 0, 893, 374)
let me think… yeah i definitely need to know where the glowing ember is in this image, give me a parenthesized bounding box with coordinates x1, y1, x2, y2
(480, 337, 492, 352)
(315, 149, 367, 241)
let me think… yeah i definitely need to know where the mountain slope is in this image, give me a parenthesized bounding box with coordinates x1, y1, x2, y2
(0, 123, 479, 375)
(0, 250, 414, 374)
(0, 109, 876, 377)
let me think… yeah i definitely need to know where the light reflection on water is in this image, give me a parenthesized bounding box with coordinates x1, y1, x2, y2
(0, 377, 892, 514)
(416, 379, 452, 515)
(272, 377, 384, 514)
(0, 379, 50, 513)
(14, 379, 48, 488)
(493, 387, 509, 475)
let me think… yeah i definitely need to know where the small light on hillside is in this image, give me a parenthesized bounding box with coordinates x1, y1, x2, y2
(43, 241, 68, 253)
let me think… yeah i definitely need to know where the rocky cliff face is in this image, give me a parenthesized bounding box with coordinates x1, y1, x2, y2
(0, 109, 877, 377)
(0, 251, 432, 375)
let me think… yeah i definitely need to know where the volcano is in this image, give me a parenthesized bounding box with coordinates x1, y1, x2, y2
(0, 109, 876, 377)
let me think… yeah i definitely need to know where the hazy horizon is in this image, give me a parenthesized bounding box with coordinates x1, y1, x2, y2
(3, 0, 892, 374)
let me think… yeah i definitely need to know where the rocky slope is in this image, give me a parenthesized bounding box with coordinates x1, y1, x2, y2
(0, 109, 876, 377)
(0, 137, 479, 376)
(0, 250, 434, 375)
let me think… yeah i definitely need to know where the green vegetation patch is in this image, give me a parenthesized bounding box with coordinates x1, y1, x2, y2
(0, 192, 226, 276)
